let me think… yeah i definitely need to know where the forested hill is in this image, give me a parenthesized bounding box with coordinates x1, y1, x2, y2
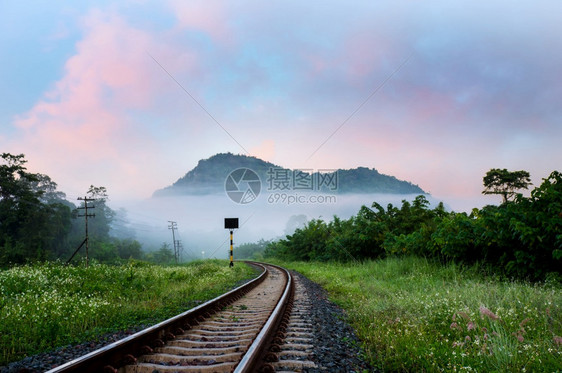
(153, 153, 425, 197)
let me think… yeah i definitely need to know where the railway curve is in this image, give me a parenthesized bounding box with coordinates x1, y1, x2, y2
(45, 262, 300, 373)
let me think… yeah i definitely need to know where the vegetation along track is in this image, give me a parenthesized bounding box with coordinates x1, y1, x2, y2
(45, 262, 319, 373)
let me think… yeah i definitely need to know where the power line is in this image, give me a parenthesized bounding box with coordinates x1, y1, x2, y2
(174, 231, 197, 261)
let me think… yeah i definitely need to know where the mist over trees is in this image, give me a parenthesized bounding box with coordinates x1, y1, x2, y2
(3, 152, 559, 279)
(0, 153, 150, 266)
(265, 170, 562, 281)
(235, 239, 271, 260)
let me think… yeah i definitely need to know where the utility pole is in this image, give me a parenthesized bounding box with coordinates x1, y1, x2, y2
(168, 221, 178, 264)
(77, 196, 95, 266)
(176, 240, 183, 263)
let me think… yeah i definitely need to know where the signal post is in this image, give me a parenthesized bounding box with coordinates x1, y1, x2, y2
(224, 218, 239, 267)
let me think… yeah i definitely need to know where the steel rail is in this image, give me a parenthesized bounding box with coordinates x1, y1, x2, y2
(234, 262, 293, 372)
(45, 262, 267, 373)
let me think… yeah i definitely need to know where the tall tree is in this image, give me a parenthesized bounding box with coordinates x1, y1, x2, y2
(28, 174, 68, 204)
(84, 185, 114, 241)
(482, 168, 532, 203)
(0, 153, 72, 264)
(1, 153, 39, 262)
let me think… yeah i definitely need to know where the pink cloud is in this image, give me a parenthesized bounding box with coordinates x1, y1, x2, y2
(9, 10, 184, 197)
(250, 139, 276, 163)
(297, 84, 506, 202)
(168, 0, 231, 43)
(340, 32, 395, 80)
(4, 1, 558, 210)
(301, 32, 394, 84)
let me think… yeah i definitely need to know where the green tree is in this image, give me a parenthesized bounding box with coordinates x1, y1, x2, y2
(85, 185, 114, 241)
(236, 239, 270, 259)
(482, 168, 532, 203)
(0, 153, 72, 264)
(145, 243, 175, 264)
(500, 171, 562, 279)
(28, 174, 67, 204)
(115, 238, 143, 260)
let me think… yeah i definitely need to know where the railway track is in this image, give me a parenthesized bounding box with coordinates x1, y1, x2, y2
(45, 262, 318, 373)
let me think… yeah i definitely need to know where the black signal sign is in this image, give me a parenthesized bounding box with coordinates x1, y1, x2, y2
(224, 218, 239, 229)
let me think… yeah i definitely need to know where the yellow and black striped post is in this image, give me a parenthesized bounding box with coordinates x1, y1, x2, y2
(229, 230, 234, 267)
(224, 218, 238, 268)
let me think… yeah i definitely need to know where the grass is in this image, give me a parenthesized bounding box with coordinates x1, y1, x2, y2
(279, 257, 562, 372)
(0, 259, 257, 366)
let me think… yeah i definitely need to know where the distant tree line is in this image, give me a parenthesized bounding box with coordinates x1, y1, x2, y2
(265, 169, 562, 281)
(235, 239, 271, 260)
(0, 153, 173, 266)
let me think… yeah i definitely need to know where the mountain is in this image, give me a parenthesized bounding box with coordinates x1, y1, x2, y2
(153, 153, 426, 197)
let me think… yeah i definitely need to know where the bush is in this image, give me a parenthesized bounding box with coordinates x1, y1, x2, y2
(266, 171, 562, 281)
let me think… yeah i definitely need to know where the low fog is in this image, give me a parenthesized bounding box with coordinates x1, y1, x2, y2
(110, 192, 448, 261)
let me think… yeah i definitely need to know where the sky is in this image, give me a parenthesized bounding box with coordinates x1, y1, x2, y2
(1, 0, 561, 213)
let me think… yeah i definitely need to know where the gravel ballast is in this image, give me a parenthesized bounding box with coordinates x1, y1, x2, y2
(290, 271, 375, 372)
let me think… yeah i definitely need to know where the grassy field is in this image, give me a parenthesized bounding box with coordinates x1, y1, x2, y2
(0, 259, 257, 365)
(281, 257, 562, 372)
